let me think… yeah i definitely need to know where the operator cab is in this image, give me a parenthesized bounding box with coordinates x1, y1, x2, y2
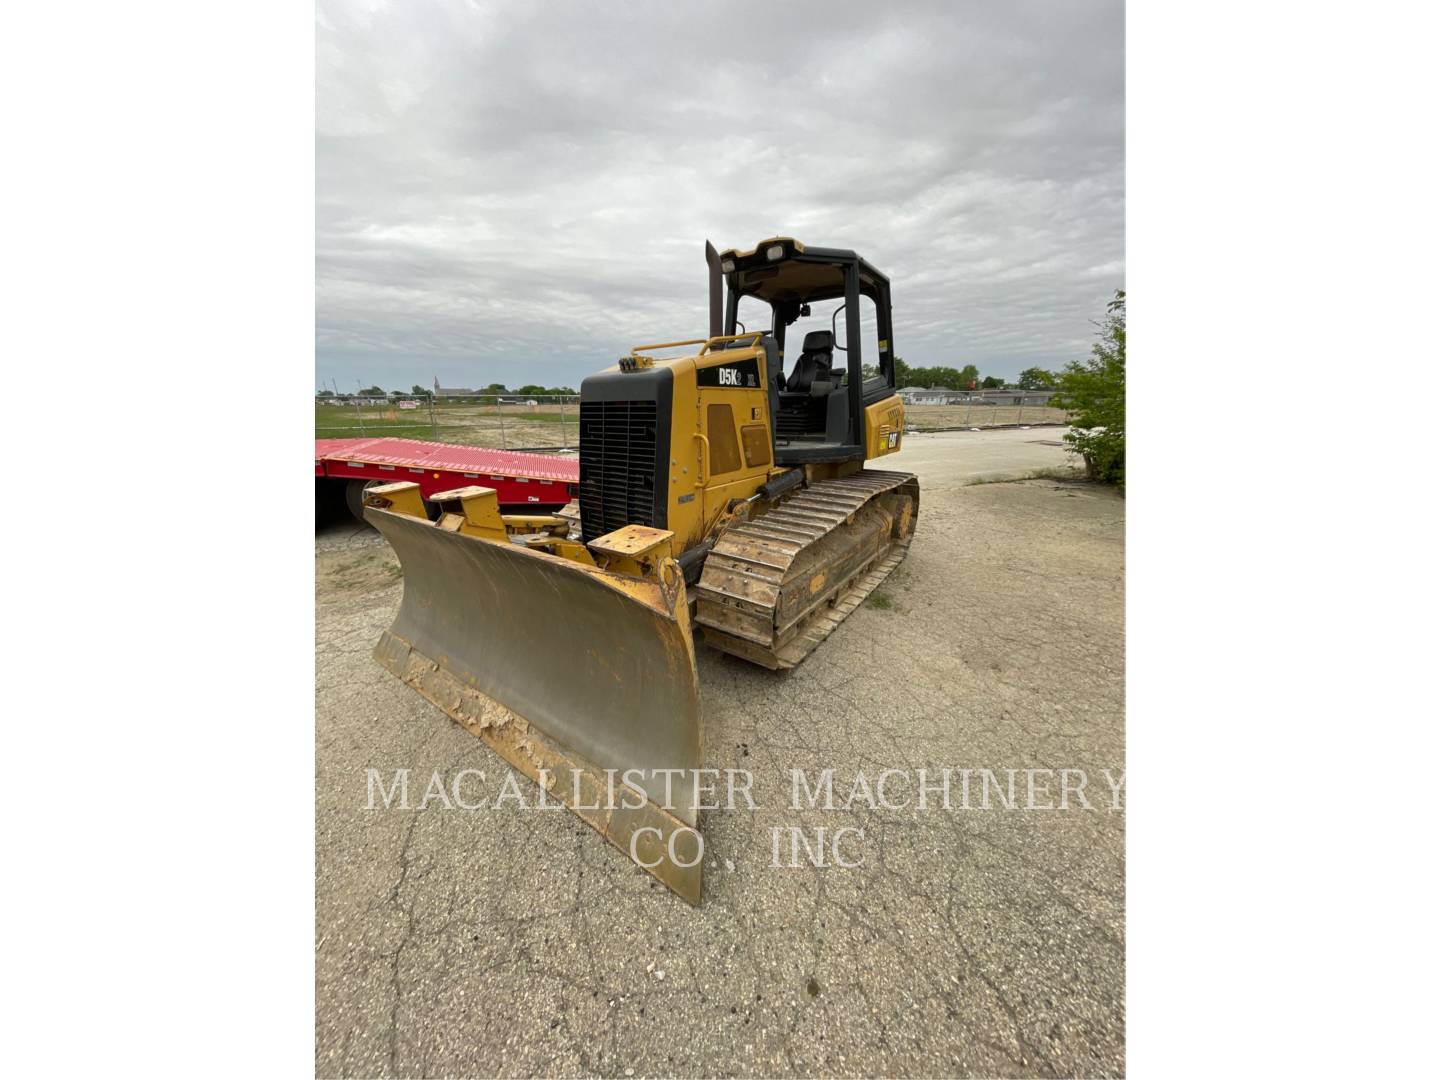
(708, 237, 897, 464)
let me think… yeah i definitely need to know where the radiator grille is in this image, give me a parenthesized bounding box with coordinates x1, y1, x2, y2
(579, 400, 659, 543)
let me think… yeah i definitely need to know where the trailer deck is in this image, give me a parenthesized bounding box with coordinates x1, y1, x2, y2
(315, 437, 578, 511)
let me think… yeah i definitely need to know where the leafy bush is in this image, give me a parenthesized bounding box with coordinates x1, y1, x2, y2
(1053, 290, 1125, 488)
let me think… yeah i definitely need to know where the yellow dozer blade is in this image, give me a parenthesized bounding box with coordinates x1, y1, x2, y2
(364, 487, 705, 903)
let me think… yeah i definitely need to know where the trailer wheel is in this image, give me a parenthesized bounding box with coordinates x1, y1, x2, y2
(346, 478, 382, 522)
(347, 478, 440, 523)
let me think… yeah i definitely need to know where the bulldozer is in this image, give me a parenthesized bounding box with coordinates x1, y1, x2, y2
(362, 238, 919, 903)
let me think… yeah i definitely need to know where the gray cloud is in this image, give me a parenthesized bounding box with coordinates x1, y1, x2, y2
(317, 0, 1123, 392)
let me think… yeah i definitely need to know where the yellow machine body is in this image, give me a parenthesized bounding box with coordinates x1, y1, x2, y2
(616, 334, 781, 551)
(363, 240, 919, 904)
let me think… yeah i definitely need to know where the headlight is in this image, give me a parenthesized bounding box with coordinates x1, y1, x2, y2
(765, 244, 785, 261)
(720, 259, 735, 273)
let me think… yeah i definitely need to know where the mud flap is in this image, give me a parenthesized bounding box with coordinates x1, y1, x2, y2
(365, 504, 705, 903)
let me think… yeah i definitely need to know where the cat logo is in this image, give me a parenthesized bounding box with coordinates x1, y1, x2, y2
(719, 367, 740, 386)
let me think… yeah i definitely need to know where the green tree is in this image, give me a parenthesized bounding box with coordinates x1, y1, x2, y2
(1053, 290, 1125, 487)
(358, 385, 384, 397)
(410, 384, 432, 398)
(317, 389, 334, 398)
(1017, 366, 1056, 390)
(980, 375, 1003, 389)
(880, 361, 975, 390)
(514, 384, 550, 397)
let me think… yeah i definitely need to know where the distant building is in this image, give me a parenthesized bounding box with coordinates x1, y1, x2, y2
(897, 386, 964, 405)
(435, 387, 477, 399)
(892, 388, 950, 406)
(980, 388, 1058, 406)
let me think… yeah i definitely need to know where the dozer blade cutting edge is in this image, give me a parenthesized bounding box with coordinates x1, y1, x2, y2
(365, 497, 706, 903)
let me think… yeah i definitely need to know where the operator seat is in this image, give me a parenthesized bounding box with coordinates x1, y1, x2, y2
(785, 330, 835, 393)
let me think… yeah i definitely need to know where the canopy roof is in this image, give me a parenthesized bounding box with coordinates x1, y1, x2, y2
(718, 237, 890, 306)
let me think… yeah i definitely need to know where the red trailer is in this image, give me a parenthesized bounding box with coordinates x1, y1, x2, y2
(315, 437, 579, 522)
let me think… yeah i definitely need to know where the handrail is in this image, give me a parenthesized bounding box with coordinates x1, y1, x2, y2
(627, 337, 709, 355)
(697, 332, 764, 355)
(692, 432, 710, 486)
(626, 332, 765, 359)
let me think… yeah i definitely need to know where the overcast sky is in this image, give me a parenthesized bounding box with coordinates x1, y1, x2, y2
(317, 0, 1123, 393)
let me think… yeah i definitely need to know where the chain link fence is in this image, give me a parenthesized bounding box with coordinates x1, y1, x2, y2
(901, 394, 1072, 431)
(315, 392, 1072, 451)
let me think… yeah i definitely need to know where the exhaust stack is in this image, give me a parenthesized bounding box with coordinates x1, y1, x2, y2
(705, 239, 723, 338)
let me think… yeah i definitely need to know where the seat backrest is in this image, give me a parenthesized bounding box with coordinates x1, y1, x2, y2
(786, 330, 835, 392)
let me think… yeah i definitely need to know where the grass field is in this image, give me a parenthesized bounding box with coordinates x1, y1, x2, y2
(315, 400, 577, 449)
(315, 399, 1072, 450)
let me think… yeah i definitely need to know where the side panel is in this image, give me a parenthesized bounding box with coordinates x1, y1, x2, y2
(664, 361, 706, 549)
(692, 348, 775, 537)
(864, 393, 906, 460)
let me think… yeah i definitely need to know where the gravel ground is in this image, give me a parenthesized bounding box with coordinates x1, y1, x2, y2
(315, 429, 1125, 1078)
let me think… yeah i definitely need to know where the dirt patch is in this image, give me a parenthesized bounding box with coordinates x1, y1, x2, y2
(316, 536, 401, 602)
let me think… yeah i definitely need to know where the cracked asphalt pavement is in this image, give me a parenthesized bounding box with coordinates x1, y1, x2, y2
(315, 428, 1125, 1077)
